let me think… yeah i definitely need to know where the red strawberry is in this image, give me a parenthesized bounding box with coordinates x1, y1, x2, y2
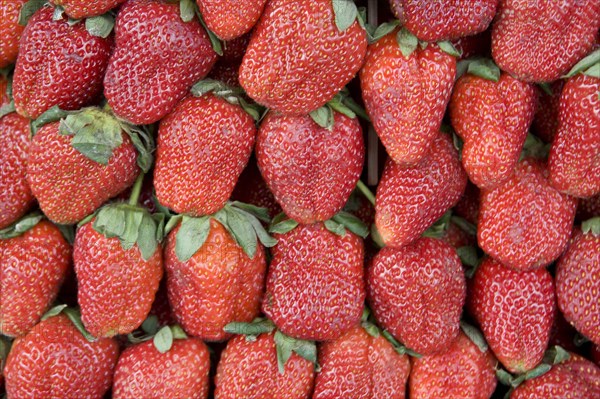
(375, 132, 467, 248)
(231, 158, 282, 219)
(4, 313, 119, 399)
(367, 237, 466, 355)
(148, 278, 176, 327)
(532, 81, 564, 143)
(449, 66, 537, 190)
(592, 346, 600, 367)
(0, 216, 71, 337)
(360, 30, 456, 166)
(220, 33, 252, 63)
(0, 0, 27, 68)
(452, 30, 492, 60)
(409, 330, 497, 399)
(549, 73, 600, 198)
(478, 158, 577, 271)
(389, 0, 498, 41)
(197, 0, 266, 40)
(49, 0, 126, 19)
(454, 181, 481, 225)
(469, 258, 555, 373)
(0, 75, 8, 106)
(0, 112, 34, 229)
(549, 308, 580, 353)
(491, 0, 600, 82)
(0, 335, 8, 387)
(104, 0, 217, 125)
(207, 62, 242, 88)
(13, 6, 112, 119)
(256, 111, 364, 224)
(440, 218, 477, 249)
(578, 193, 600, 222)
(239, 0, 367, 115)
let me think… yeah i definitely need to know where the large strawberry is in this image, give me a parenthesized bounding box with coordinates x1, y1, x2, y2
(13, 6, 112, 119)
(256, 109, 364, 224)
(49, 0, 126, 19)
(367, 237, 466, 355)
(104, 0, 218, 125)
(0, 0, 27, 68)
(0, 215, 71, 337)
(239, 0, 367, 115)
(478, 158, 577, 271)
(491, 0, 600, 82)
(197, 0, 266, 40)
(360, 29, 456, 166)
(375, 132, 467, 248)
(469, 258, 555, 373)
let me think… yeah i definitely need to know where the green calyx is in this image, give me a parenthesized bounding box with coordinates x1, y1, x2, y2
(85, 12, 116, 38)
(268, 211, 368, 239)
(422, 210, 453, 239)
(520, 133, 550, 161)
(18, 0, 45, 25)
(224, 318, 276, 341)
(365, 20, 400, 44)
(332, 0, 362, 32)
(0, 212, 44, 240)
(582, 217, 600, 237)
(394, 27, 460, 59)
(460, 321, 488, 353)
(191, 79, 264, 121)
(381, 329, 422, 358)
(564, 49, 600, 79)
(456, 57, 501, 82)
(0, 335, 11, 375)
(128, 315, 188, 353)
(310, 88, 370, 130)
(41, 305, 97, 342)
(195, 6, 223, 55)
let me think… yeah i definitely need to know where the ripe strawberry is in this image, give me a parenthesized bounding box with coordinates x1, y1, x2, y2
(13, 6, 112, 119)
(0, 0, 27, 68)
(104, 0, 217, 125)
(532, 81, 564, 143)
(49, 0, 126, 19)
(367, 237, 466, 355)
(0, 335, 8, 387)
(452, 30, 492, 60)
(549, 73, 600, 198)
(409, 331, 497, 399)
(148, 278, 176, 327)
(450, 66, 537, 190)
(454, 181, 480, 225)
(239, 0, 367, 115)
(548, 308, 580, 353)
(4, 313, 119, 399)
(478, 158, 577, 271)
(256, 111, 364, 224)
(0, 216, 71, 337)
(469, 258, 555, 373)
(375, 132, 467, 248)
(577, 193, 600, 222)
(440, 218, 477, 249)
(491, 0, 600, 82)
(263, 222, 365, 341)
(208, 62, 242, 88)
(220, 33, 252, 63)
(197, 0, 266, 40)
(389, 0, 498, 41)
(592, 346, 600, 367)
(0, 75, 8, 106)
(360, 30, 456, 166)
(231, 158, 282, 219)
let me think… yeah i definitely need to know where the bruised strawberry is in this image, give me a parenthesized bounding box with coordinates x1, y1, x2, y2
(0, 0, 27, 68)
(49, 0, 126, 19)
(197, 0, 266, 40)
(231, 158, 282, 219)
(532, 81, 564, 143)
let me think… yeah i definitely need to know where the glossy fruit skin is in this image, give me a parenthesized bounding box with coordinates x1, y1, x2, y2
(214, 333, 315, 399)
(478, 158, 577, 271)
(0, 0, 27, 68)
(154, 94, 256, 216)
(49, 0, 126, 18)
(0, 113, 34, 229)
(549, 74, 600, 198)
(256, 112, 364, 224)
(409, 331, 497, 399)
(390, 0, 498, 41)
(556, 229, 600, 346)
(375, 132, 467, 248)
(231, 158, 282, 219)
(263, 223, 365, 341)
(0, 221, 71, 337)
(360, 31, 456, 166)
(112, 338, 210, 399)
(491, 0, 600, 82)
(197, 0, 266, 40)
(74, 221, 163, 338)
(13, 7, 112, 119)
(469, 258, 555, 373)
(313, 325, 411, 399)
(27, 121, 139, 225)
(104, 0, 217, 125)
(367, 238, 466, 355)
(532, 81, 564, 143)
(165, 219, 266, 342)
(239, 0, 367, 115)
(449, 72, 536, 190)
(4, 314, 119, 399)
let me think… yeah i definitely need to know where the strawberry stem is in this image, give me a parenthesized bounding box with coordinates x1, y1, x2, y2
(128, 173, 145, 206)
(356, 180, 376, 206)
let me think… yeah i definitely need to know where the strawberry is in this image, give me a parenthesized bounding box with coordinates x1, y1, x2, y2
(13, 6, 112, 119)
(375, 132, 467, 248)
(104, 0, 217, 125)
(0, 335, 8, 387)
(367, 237, 466, 355)
(360, 29, 456, 166)
(0, 215, 71, 337)
(220, 33, 252, 63)
(389, 0, 498, 41)
(239, 0, 367, 115)
(207, 62, 242, 88)
(440, 218, 477, 249)
(49, 0, 126, 19)
(491, 0, 600, 82)
(555, 224, 600, 346)
(0, 0, 27, 68)
(532, 81, 564, 143)
(578, 193, 600, 222)
(197, 0, 266, 40)
(0, 112, 34, 229)
(409, 330, 497, 399)
(452, 30, 492, 60)
(449, 62, 537, 190)
(148, 278, 177, 327)
(3, 312, 119, 399)
(592, 346, 600, 367)
(454, 181, 480, 225)
(231, 158, 282, 219)
(0, 74, 8, 106)
(256, 110, 364, 224)
(469, 257, 555, 373)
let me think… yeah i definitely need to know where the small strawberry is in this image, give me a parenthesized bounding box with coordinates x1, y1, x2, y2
(104, 0, 218, 125)
(478, 158, 577, 271)
(0, 0, 27, 68)
(469, 258, 555, 373)
(532, 81, 564, 143)
(0, 215, 71, 337)
(491, 0, 600, 82)
(375, 132, 467, 248)
(231, 157, 282, 219)
(239, 0, 367, 115)
(197, 0, 266, 40)
(367, 237, 466, 355)
(49, 0, 126, 19)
